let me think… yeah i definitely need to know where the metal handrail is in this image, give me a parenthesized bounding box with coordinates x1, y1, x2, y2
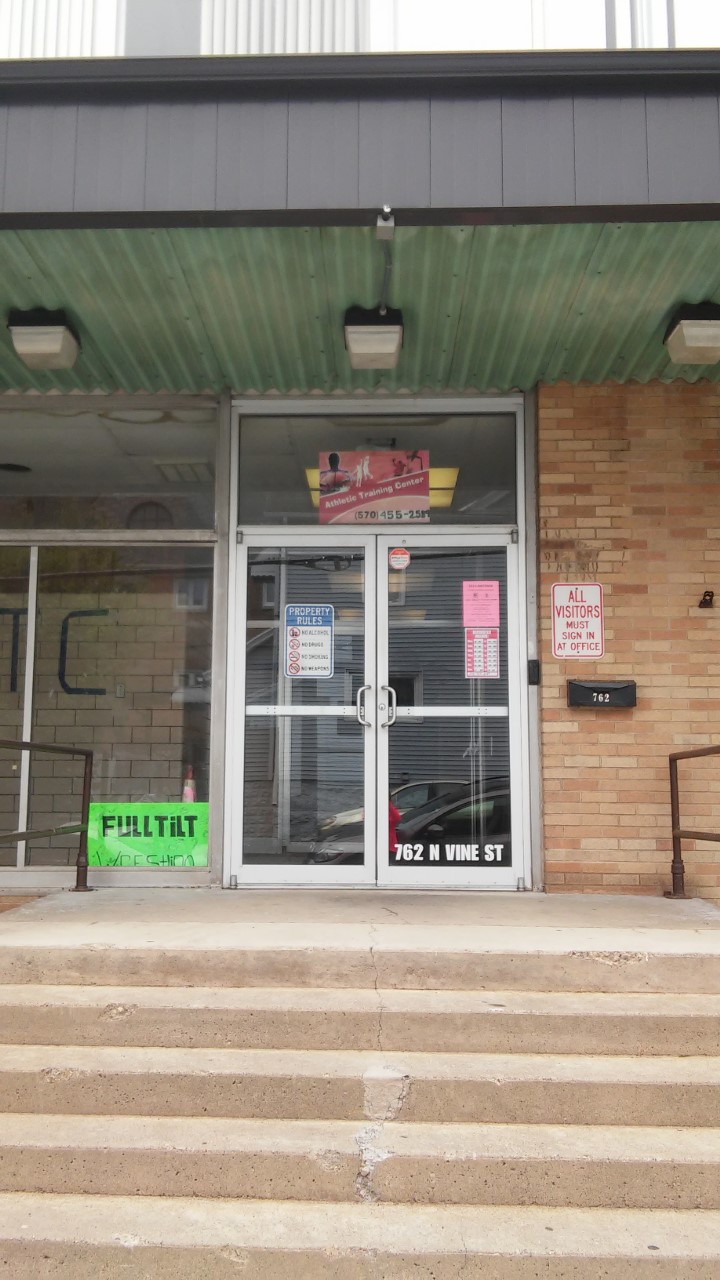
(668, 743, 720, 899)
(0, 737, 94, 893)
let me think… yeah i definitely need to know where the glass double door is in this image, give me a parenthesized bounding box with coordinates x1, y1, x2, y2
(235, 532, 524, 887)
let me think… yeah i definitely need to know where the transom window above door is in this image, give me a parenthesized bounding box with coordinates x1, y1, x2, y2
(237, 415, 517, 526)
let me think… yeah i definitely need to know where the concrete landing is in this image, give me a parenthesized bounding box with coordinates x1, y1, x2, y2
(0, 887, 718, 942)
(0, 889, 718, 991)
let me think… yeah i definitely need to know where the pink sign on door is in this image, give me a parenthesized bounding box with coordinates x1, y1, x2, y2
(462, 580, 500, 628)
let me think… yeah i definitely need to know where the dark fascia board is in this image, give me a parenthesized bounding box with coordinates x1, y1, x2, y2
(4, 203, 720, 233)
(2, 48, 720, 102)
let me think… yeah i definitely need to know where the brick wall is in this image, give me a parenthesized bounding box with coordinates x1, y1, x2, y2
(539, 381, 720, 901)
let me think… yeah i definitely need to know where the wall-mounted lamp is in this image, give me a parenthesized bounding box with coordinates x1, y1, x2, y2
(344, 303, 404, 370)
(699, 590, 715, 609)
(7, 308, 80, 370)
(664, 303, 720, 364)
(343, 206, 404, 369)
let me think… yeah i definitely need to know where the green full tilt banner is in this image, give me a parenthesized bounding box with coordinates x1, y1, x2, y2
(88, 803, 209, 868)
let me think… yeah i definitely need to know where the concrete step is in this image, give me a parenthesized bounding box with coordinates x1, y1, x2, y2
(1, 1045, 718, 1126)
(2, 935, 720, 992)
(1, 985, 718, 1054)
(1, 1194, 719, 1277)
(0, 1114, 718, 1209)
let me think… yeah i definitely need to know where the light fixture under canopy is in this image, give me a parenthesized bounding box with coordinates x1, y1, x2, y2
(344, 303, 404, 370)
(664, 302, 720, 365)
(7, 308, 80, 370)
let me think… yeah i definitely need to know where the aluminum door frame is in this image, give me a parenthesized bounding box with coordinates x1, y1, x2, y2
(228, 530, 377, 886)
(375, 532, 529, 889)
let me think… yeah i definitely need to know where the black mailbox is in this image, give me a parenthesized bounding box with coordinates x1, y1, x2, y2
(567, 680, 637, 709)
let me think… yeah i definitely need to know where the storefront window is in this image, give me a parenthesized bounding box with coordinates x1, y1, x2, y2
(238, 415, 517, 526)
(25, 546, 213, 866)
(0, 406, 217, 531)
(0, 549, 29, 865)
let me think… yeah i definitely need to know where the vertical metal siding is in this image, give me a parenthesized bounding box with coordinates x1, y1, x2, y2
(501, 96, 577, 207)
(429, 98, 503, 208)
(0, 86, 719, 217)
(215, 100, 289, 210)
(74, 102, 149, 211)
(0, 0, 122, 57)
(145, 101, 219, 211)
(287, 98, 359, 208)
(358, 98, 432, 208)
(573, 95, 650, 205)
(0, 0, 366, 57)
(202, 0, 365, 55)
(646, 94, 720, 204)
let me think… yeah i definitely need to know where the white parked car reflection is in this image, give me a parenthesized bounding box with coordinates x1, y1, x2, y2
(316, 780, 467, 842)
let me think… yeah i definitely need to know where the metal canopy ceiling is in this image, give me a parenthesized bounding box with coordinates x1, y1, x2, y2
(1, 221, 720, 395)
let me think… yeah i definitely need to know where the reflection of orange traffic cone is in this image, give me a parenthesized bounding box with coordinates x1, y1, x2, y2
(182, 766, 196, 803)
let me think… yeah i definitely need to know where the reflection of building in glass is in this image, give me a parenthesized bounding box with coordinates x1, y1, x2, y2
(0, 408, 216, 533)
(127, 502, 174, 530)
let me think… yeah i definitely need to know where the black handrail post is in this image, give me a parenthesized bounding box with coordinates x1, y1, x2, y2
(666, 754, 687, 899)
(73, 750, 94, 893)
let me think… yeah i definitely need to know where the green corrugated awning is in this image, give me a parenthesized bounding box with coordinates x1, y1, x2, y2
(1, 221, 720, 394)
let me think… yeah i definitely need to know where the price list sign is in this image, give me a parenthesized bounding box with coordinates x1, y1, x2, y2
(465, 627, 500, 679)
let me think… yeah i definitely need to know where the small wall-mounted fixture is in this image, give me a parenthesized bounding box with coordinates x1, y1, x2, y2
(664, 303, 720, 364)
(344, 303, 404, 370)
(699, 590, 715, 609)
(376, 205, 395, 241)
(344, 206, 403, 369)
(7, 308, 80, 370)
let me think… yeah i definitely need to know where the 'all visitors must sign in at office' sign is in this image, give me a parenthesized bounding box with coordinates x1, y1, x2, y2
(551, 583, 604, 659)
(88, 803, 209, 867)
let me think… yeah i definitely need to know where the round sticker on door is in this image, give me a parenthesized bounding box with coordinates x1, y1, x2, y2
(388, 547, 411, 571)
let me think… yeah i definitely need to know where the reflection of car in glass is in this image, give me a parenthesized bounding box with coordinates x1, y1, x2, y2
(316, 780, 466, 842)
(308, 779, 509, 866)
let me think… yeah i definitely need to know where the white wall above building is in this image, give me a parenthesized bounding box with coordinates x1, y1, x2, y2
(0, 0, 369, 57)
(0, 0, 717, 59)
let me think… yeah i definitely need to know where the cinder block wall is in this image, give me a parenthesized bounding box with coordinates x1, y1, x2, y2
(539, 381, 720, 901)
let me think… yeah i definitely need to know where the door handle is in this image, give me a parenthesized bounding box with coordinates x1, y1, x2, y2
(380, 685, 397, 728)
(356, 684, 371, 727)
